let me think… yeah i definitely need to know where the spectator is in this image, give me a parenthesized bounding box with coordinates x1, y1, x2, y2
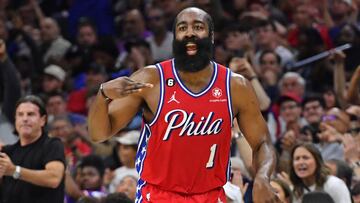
(301, 191, 335, 203)
(45, 91, 87, 125)
(0, 95, 66, 203)
(346, 65, 360, 105)
(0, 39, 21, 144)
(302, 94, 326, 127)
(278, 72, 306, 99)
(329, 0, 358, 40)
(289, 143, 351, 203)
(120, 38, 154, 75)
(41, 64, 66, 94)
(49, 115, 92, 169)
(77, 19, 98, 50)
(40, 17, 71, 64)
(115, 174, 138, 201)
(254, 19, 295, 67)
(145, 6, 173, 62)
(121, 9, 151, 41)
(352, 182, 360, 203)
(258, 50, 282, 101)
(326, 159, 353, 188)
(270, 178, 293, 203)
(109, 130, 139, 193)
(228, 56, 271, 111)
(287, 3, 333, 50)
(316, 107, 350, 160)
(102, 192, 133, 203)
(78, 155, 107, 199)
(67, 63, 108, 115)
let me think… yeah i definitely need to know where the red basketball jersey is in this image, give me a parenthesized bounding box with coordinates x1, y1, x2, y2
(135, 59, 233, 194)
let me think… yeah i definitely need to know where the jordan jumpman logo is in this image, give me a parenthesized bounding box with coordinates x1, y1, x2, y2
(168, 91, 180, 104)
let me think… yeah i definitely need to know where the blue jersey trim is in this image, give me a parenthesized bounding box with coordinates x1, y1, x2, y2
(171, 59, 218, 97)
(148, 63, 165, 126)
(136, 125, 151, 175)
(135, 178, 147, 203)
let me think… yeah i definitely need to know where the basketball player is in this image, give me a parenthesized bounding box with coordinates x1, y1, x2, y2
(89, 7, 279, 203)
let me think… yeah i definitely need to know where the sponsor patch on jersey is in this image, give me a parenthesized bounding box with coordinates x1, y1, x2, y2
(166, 78, 175, 87)
(212, 87, 222, 98)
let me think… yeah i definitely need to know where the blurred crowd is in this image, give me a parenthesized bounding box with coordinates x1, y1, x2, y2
(0, 0, 360, 202)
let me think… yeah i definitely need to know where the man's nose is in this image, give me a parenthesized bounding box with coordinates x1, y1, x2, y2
(184, 27, 196, 38)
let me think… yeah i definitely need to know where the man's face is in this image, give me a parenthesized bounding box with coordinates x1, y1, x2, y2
(50, 119, 73, 142)
(280, 77, 303, 96)
(303, 100, 324, 124)
(331, 0, 351, 18)
(77, 25, 97, 47)
(260, 52, 281, 74)
(15, 102, 46, 139)
(255, 25, 275, 47)
(40, 19, 58, 42)
(42, 75, 62, 93)
(80, 166, 102, 190)
(116, 176, 137, 200)
(117, 145, 137, 167)
(173, 8, 213, 72)
(147, 9, 166, 34)
(123, 10, 144, 38)
(46, 95, 67, 115)
(280, 100, 301, 123)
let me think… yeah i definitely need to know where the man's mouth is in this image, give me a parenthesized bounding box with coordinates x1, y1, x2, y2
(186, 42, 197, 55)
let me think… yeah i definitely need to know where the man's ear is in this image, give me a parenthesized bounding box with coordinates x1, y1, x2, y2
(40, 115, 47, 127)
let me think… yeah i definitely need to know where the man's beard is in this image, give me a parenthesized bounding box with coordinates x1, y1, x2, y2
(173, 37, 213, 72)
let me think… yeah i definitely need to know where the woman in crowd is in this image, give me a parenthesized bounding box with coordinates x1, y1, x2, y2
(289, 143, 351, 203)
(270, 178, 293, 203)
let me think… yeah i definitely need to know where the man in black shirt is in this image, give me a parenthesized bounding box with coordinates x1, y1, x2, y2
(0, 95, 66, 203)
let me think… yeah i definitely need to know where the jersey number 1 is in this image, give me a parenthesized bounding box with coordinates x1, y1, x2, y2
(206, 144, 217, 168)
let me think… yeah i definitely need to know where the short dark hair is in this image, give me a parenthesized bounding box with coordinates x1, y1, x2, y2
(45, 91, 67, 104)
(255, 19, 276, 32)
(301, 93, 326, 108)
(259, 50, 281, 65)
(79, 155, 106, 177)
(77, 17, 97, 34)
(352, 182, 360, 195)
(16, 95, 47, 117)
(102, 193, 133, 203)
(302, 191, 335, 203)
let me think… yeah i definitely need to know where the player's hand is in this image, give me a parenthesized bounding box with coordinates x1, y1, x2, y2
(253, 176, 281, 203)
(100, 77, 153, 100)
(0, 152, 15, 176)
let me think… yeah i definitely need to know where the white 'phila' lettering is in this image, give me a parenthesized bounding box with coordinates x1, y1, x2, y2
(163, 109, 223, 140)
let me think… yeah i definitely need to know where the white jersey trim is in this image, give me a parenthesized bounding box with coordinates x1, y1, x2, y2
(148, 63, 165, 126)
(226, 69, 234, 127)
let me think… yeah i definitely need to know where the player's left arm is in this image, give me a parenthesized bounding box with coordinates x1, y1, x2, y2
(231, 74, 279, 203)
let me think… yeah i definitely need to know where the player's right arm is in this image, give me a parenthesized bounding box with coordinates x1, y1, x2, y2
(88, 67, 154, 142)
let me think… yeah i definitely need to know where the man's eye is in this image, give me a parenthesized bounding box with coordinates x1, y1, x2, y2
(178, 26, 186, 31)
(194, 25, 203, 30)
